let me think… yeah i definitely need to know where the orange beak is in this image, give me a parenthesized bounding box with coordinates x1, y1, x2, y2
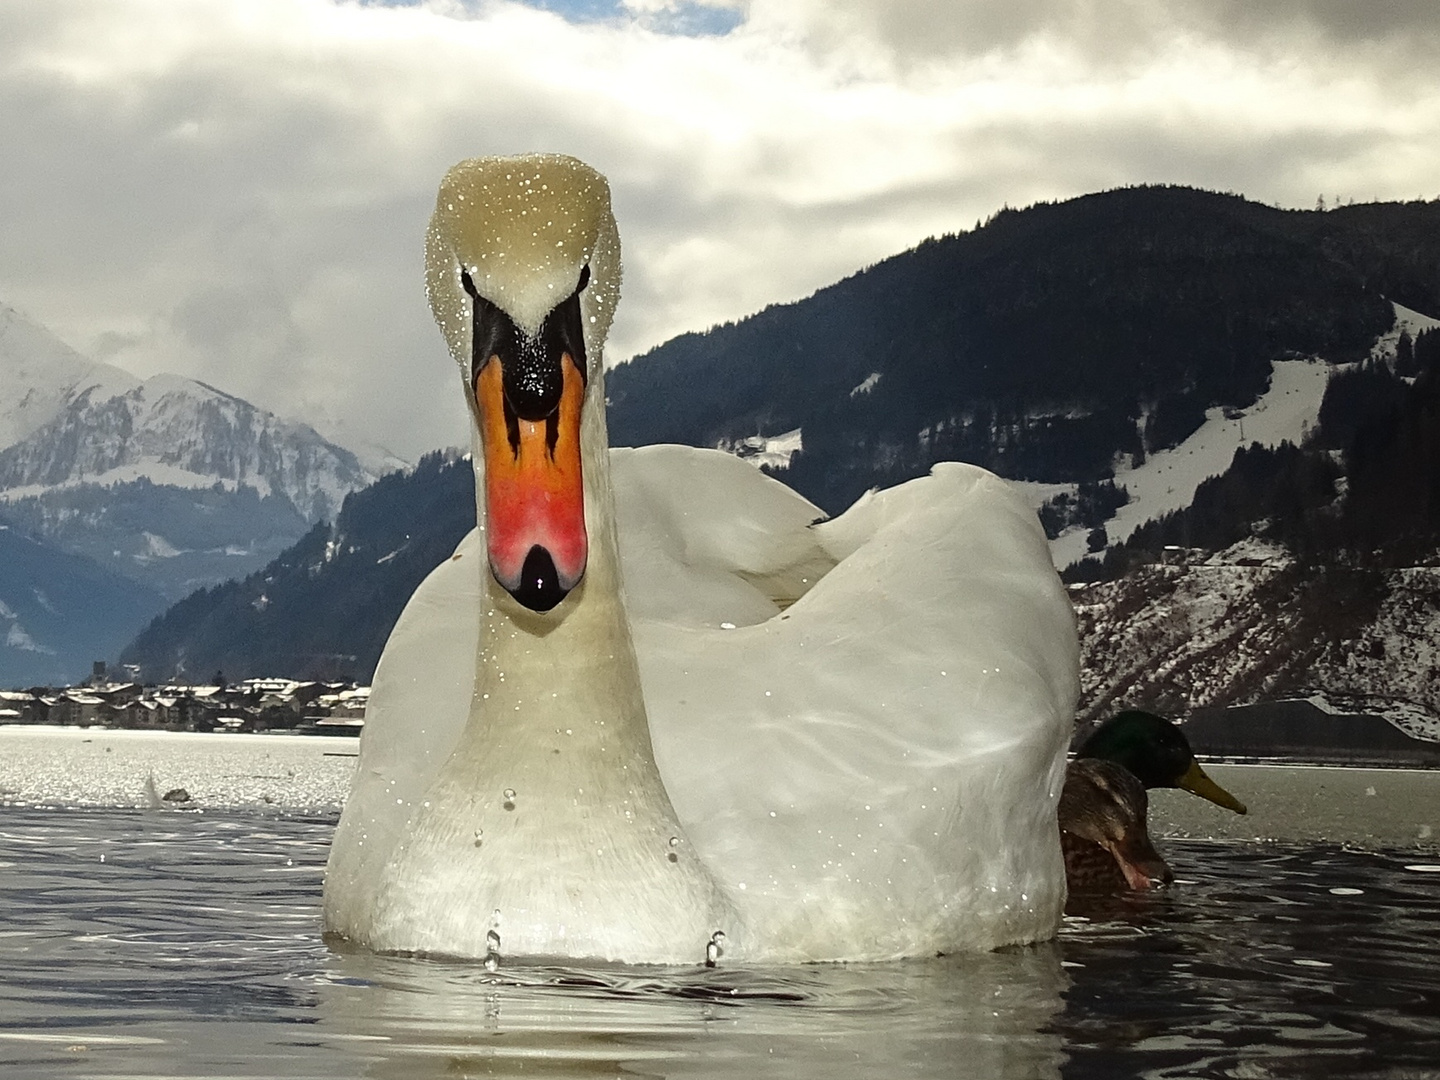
(475, 354, 587, 611)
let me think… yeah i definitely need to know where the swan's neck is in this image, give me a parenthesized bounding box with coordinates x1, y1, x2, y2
(465, 375, 653, 798)
(372, 375, 734, 962)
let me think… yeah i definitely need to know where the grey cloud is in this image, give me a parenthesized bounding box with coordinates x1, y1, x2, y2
(1, 0, 1437, 462)
(769, 0, 1440, 72)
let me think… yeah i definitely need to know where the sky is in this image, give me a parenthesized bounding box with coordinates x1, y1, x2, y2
(2, 0, 1438, 462)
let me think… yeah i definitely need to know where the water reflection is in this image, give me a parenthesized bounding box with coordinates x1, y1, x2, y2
(1056, 844, 1440, 1079)
(316, 944, 1068, 1079)
(1, 808, 1437, 1079)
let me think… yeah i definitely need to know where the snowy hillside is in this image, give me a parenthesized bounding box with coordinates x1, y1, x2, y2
(1028, 302, 1440, 573)
(1071, 537, 1440, 745)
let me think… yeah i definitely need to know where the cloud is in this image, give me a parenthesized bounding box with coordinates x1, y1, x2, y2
(746, 0, 1440, 72)
(0, 0, 1437, 460)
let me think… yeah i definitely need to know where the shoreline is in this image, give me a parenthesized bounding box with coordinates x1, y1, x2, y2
(0, 724, 357, 811)
(2, 727, 1435, 849)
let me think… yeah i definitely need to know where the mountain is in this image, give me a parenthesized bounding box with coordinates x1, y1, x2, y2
(114, 188, 1440, 743)
(118, 452, 476, 684)
(1073, 537, 1440, 748)
(0, 479, 311, 604)
(0, 303, 141, 448)
(607, 186, 1438, 514)
(1067, 324, 1440, 754)
(0, 523, 166, 687)
(0, 370, 370, 521)
(0, 301, 402, 684)
(0, 304, 393, 603)
(1071, 322, 1440, 580)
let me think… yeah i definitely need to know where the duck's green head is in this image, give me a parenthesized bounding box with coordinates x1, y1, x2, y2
(1076, 709, 1247, 815)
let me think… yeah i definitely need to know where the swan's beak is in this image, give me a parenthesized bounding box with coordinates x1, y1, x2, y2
(475, 348, 587, 613)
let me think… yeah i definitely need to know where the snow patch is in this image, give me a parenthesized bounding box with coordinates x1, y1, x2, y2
(850, 372, 882, 397)
(1051, 357, 1333, 570)
(5, 621, 54, 655)
(1372, 301, 1440, 362)
(1007, 479, 1079, 515)
(141, 532, 183, 559)
(717, 428, 803, 471)
(0, 466, 269, 501)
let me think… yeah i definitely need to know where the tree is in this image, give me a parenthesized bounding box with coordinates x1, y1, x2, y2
(1396, 329, 1416, 377)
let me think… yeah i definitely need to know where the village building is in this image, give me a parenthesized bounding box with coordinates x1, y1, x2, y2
(0, 675, 368, 734)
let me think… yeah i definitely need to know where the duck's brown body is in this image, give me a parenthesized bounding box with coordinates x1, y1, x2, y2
(1059, 757, 1172, 896)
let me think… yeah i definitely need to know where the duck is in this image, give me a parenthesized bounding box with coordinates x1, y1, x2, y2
(321, 153, 1081, 965)
(1075, 709, 1247, 815)
(1056, 708, 1246, 897)
(1058, 757, 1172, 895)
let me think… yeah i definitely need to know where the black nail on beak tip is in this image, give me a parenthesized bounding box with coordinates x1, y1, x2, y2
(510, 545, 567, 612)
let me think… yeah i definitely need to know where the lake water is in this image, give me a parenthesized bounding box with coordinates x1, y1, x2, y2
(1, 729, 1438, 1078)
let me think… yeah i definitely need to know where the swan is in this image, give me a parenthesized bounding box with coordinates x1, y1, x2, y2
(321, 154, 1080, 964)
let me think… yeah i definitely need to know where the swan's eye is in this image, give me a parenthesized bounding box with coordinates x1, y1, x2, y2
(460, 267, 479, 298)
(576, 264, 590, 293)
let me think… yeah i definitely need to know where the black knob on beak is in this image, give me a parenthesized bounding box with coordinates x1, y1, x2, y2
(510, 545, 567, 612)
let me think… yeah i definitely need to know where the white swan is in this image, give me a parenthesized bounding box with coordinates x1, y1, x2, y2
(321, 154, 1079, 964)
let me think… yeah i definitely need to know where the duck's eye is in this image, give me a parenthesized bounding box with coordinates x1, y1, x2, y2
(460, 267, 479, 298)
(576, 264, 590, 293)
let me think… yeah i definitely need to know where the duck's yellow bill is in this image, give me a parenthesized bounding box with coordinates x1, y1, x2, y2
(1177, 761, 1247, 815)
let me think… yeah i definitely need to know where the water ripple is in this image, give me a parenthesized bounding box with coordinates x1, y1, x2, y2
(0, 809, 1437, 1078)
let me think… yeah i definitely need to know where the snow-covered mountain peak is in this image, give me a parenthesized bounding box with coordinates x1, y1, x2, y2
(0, 373, 373, 522)
(0, 303, 139, 448)
(0, 300, 390, 524)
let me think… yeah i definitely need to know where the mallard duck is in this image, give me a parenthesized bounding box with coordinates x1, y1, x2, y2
(1075, 709, 1247, 814)
(321, 154, 1081, 964)
(1059, 757, 1172, 894)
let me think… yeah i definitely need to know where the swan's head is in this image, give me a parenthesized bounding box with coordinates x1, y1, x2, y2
(425, 155, 621, 612)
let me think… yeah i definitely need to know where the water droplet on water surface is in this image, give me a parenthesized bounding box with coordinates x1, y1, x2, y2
(705, 930, 726, 967)
(484, 928, 501, 972)
(503, 788, 516, 811)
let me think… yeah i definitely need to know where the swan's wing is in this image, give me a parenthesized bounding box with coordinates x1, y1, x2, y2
(610, 445, 835, 627)
(626, 456, 1078, 961)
